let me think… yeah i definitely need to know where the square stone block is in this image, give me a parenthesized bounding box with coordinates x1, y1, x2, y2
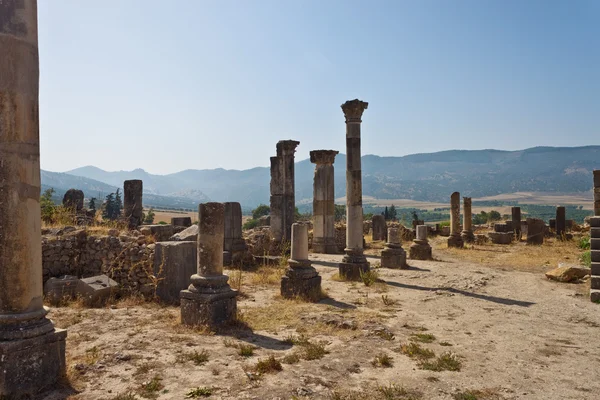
(44, 275, 79, 305)
(381, 248, 407, 269)
(591, 289, 600, 303)
(589, 217, 600, 228)
(591, 276, 600, 290)
(591, 239, 600, 251)
(76, 275, 119, 307)
(0, 329, 67, 398)
(591, 228, 600, 239)
(409, 243, 432, 260)
(590, 263, 600, 276)
(592, 251, 600, 263)
(180, 289, 237, 327)
(154, 241, 197, 304)
(281, 274, 322, 301)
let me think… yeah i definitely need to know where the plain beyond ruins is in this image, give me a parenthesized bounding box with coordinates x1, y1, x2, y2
(1, 2, 600, 400)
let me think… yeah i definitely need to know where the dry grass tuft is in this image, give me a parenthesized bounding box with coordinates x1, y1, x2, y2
(252, 355, 283, 374)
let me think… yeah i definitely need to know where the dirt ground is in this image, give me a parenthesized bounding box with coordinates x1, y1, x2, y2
(44, 235, 599, 400)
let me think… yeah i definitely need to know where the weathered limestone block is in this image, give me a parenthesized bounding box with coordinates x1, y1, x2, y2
(381, 228, 407, 269)
(170, 224, 199, 241)
(545, 264, 590, 283)
(371, 215, 387, 241)
(76, 275, 119, 307)
(154, 241, 197, 304)
(409, 225, 432, 260)
(461, 197, 475, 243)
(142, 224, 175, 241)
(281, 224, 321, 300)
(63, 189, 84, 211)
(44, 275, 79, 305)
(180, 203, 237, 327)
(488, 232, 512, 245)
(124, 180, 143, 229)
(171, 217, 192, 227)
(527, 218, 545, 245)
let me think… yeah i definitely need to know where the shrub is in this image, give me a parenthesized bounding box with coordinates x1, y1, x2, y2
(252, 204, 270, 220)
(243, 219, 260, 230)
(579, 236, 590, 250)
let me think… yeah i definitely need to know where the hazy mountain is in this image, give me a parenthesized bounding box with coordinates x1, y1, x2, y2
(43, 146, 600, 209)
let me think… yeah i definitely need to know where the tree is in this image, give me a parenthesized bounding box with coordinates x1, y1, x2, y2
(252, 204, 270, 220)
(102, 193, 115, 220)
(389, 205, 397, 221)
(144, 208, 155, 224)
(334, 204, 346, 222)
(40, 188, 56, 223)
(89, 197, 97, 213)
(488, 210, 501, 222)
(114, 189, 123, 218)
(384, 206, 389, 220)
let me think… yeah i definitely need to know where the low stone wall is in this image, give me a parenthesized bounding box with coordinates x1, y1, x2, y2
(42, 228, 155, 294)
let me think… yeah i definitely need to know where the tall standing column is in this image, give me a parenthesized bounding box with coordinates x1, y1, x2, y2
(270, 140, 300, 244)
(447, 192, 464, 248)
(180, 203, 237, 326)
(556, 206, 566, 239)
(310, 150, 339, 254)
(338, 99, 370, 280)
(594, 170, 600, 217)
(124, 179, 143, 229)
(511, 207, 522, 241)
(0, 1, 66, 396)
(461, 197, 474, 243)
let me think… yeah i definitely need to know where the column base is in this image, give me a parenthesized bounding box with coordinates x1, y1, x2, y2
(409, 242, 432, 260)
(381, 246, 407, 269)
(0, 329, 67, 398)
(338, 249, 370, 280)
(180, 288, 237, 327)
(447, 234, 464, 248)
(281, 265, 322, 301)
(312, 238, 339, 254)
(461, 230, 475, 243)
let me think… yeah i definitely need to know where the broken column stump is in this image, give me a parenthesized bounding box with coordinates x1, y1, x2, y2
(381, 228, 407, 269)
(281, 223, 321, 300)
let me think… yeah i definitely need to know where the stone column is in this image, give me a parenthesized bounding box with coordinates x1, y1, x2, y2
(589, 216, 600, 302)
(526, 218, 545, 245)
(381, 228, 407, 269)
(223, 202, 247, 265)
(310, 150, 339, 254)
(124, 179, 143, 229)
(594, 170, 600, 216)
(511, 207, 522, 241)
(461, 197, 474, 243)
(556, 206, 566, 239)
(281, 224, 321, 300)
(371, 215, 388, 241)
(409, 225, 432, 260)
(338, 99, 370, 280)
(270, 140, 300, 243)
(63, 189, 84, 212)
(180, 203, 237, 326)
(447, 192, 464, 248)
(0, 2, 66, 396)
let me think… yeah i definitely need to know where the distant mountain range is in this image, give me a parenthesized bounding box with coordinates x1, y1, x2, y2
(41, 146, 600, 209)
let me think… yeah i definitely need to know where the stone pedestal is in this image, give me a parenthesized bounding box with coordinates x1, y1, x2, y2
(124, 180, 143, 229)
(0, 2, 67, 396)
(381, 228, 407, 269)
(556, 206, 566, 239)
(590, 217, 600, 302)
(310, 150, 339, 254)
(154, 241, 197, 304)
(338, 100, 370, 280)
(180, 203, 237, 327)
(270, 140, 300, 243)
(447, 192, 464, 248)
(409, 225, 432, 260)
(461, 197, 475, 243)
(511, 207, 522, 241)
(223, 202, 248, 265)
(281, 224, 321, 300)
(526, 218, 545, 245)
(372, 215, 388, 241)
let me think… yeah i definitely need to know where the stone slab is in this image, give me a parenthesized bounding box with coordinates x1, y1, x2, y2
(180, 289, 237, 327)
(0, 329, 67, 398)
(76, 275, 119, 307)
(154, 241, 197, 305)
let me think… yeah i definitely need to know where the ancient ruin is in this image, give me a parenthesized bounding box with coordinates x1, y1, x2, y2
(171, 217, 192, 227)
(409, 225, 432, 260)
(512, 206, 522, 240)
(154, 241, 197, 304)
(180, 203, 237, 326)
(447, 192, 464, 248)
(461, 197, 474, 243)
(381, 228, 407, 269)
(591, 216, 600, 302)
(63, 188, 84, 211)
(338, 99, 371, 280)
(595, 170, 600, 216)
(124, 179, 143, 229)
(270, 140, 300, 243)
(0, 2, 67, 396)
(372, 214, 388, 241)
(310, 150, 339, 254)
(526, 218, 545, 245)
(281, 223, 321, 300)
(556, 206, 566, 239)
(223, 202, 248, 265)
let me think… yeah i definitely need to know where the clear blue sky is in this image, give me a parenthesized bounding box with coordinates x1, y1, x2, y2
(38, 0, 600, 174)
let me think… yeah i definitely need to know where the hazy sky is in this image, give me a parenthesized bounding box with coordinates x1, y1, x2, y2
(38, 0, 600, 174)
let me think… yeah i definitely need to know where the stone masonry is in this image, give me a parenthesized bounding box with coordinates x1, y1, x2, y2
(0, 2, 66, 396)
(447, 192, 464, 248)
(409, 225, 432, 260)
(461, 197, 475, 243)
(338, 99, 370, 280)
(556, 206, 566, 239)
(270, 140, 300, 243)
(180, 203, 237, 327)
(310, 150, 339, 254)
(595, 170, 600, 217)
(223, 202, 248, 265)
(281, 223, 321, 300)
(372, 215, 388, 241)
(526, 218, 545, 245)
(381, 228, 407, 269)
(590, 217, 600, 302)
(124, 180, 143, 230)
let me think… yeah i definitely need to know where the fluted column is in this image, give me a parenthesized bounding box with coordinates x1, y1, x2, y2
(338, 99, 370, 279)
(0, 1, 66, 396)
(310, 150, 338, 254)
